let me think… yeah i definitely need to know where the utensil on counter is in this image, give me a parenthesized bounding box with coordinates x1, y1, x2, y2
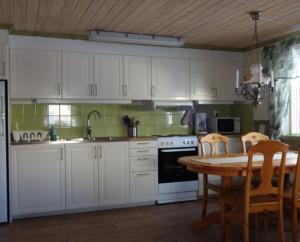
(122, 115, 140, 137)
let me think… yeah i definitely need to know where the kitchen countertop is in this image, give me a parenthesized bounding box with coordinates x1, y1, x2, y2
(10, 136, 158, 145)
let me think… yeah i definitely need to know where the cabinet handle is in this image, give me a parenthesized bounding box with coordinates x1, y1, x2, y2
(57, 83, 61, 96)
(151, 85, 155, 97)
(94, 84, 98, 96)
(60, 147, 64, 161)
(89, 84, 94, 96)
(99, 146, 102, 158)
(137, 173, 150, 176)
(137, 142, 150, 145)
(211, 88, 218, 98)
(0, 96, 3, 115)
(136, 157, 152, 161)
(137, 149, 149, 153)
(94, 146, 97, 159)
(123, 85, 127, 97)
(2, 62, 5, 76)
(0, 118, 4, 137)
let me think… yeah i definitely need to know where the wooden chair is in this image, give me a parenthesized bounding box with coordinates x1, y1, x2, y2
(283, 147, 300, 242)
(241, 132, 269, 154)
(199, 133, 229, 218)
(222, 140, 289, 242)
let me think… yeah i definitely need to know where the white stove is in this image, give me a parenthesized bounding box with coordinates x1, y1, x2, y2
(155, 135, 199, 204)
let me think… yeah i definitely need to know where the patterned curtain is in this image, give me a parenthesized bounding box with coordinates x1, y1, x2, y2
(263, 38, 299, 139)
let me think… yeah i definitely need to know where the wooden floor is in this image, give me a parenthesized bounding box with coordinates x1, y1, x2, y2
(0, 199, 296, 242)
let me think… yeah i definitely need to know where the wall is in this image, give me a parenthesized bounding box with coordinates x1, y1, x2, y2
(11, 103, 254, 139)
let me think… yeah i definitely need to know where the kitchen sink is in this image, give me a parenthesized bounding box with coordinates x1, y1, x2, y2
(84, 136, 128, 142)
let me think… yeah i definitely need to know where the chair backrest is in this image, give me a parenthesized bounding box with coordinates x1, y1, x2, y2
(199, 133, 229, 156)
(291, 147, 300, 204)
(241, 132, 269, 154)
(244, 141, 289, 205)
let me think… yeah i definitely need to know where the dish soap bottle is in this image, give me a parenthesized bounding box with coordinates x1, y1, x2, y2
(49, 126, 57, 141)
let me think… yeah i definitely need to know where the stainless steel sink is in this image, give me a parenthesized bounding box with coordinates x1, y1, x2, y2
(84, 136, 128, 142)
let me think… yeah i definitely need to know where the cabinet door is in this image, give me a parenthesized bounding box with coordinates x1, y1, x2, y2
(190, 60, 218, 100)
(99, 142, 129, 206)
(130, 171, 157, 203)
(10, 144, 65, 215)
(62, 51, 94, 99)
(10, 48, 61, 99)
(151, 57, 189, 100)
(94, 54, 124, 99)
(65, 143, 98, 209)
(124, 56, 151, 100)
(0, 30, 8, 79)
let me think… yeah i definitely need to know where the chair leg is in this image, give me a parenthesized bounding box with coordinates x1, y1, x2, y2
(225, 218, 232, 242)
(278, 207, 286, 242)
(202, 174, 208, 218)
(243, 213, 249, 242)
(254, 213, 259, 240)
(291, 207, 298, 242)
(263, 213, 269, 240)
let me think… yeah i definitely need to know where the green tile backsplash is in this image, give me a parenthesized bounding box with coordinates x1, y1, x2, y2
(11, 103, 254, 139)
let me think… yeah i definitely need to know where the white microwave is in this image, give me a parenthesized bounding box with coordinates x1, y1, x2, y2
(207, 117, 240, 134)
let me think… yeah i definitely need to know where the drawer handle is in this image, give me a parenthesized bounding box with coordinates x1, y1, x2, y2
(137, 173, 150, 176)
(137, 149, 150, 153)
(136, 142, 150, 145)
(136, 157, 153, 161)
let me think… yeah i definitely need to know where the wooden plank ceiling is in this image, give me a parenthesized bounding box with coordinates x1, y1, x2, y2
(1, 0, 300, 50)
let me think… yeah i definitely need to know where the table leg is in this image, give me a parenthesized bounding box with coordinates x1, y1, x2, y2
(192, 176, 233, 230)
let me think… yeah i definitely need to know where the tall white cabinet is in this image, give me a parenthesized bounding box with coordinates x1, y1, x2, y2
(65, 143, 99, 209)
(99, 142, 129, 206)
(10, 48, 62, 99)
(151, 57, 189, 100)
(62, 51, 94, 99)
(10, 144, 65, 215)
(0, 30, 8, 79)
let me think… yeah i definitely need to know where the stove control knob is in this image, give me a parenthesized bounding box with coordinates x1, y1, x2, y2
(183, 141, 186, 144)
(191, 140, 194, 144)
(187, 141, 190, 144)
(166, 142, 169, 145)
(170, 141, 173, 145)
(161, 142, 164, 146)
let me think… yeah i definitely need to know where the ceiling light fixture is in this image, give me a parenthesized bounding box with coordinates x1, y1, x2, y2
(235, 11, 274, 108)
(89, 30, 184, 47)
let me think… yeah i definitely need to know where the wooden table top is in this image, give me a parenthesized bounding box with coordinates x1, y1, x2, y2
(178, 152, 299, 177)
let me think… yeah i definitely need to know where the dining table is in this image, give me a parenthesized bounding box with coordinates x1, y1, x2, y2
(178, 152, 299, 230)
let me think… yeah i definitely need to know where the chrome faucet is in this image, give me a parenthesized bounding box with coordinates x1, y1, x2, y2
(87, 110, 101, 140)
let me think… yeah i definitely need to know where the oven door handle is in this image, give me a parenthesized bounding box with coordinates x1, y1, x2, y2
(160, 148, 197, 153)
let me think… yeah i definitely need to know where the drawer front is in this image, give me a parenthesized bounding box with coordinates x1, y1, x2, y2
(130, 148, 158, 157)
(130, 156, 158, 172)
(129, 141, 158, 149)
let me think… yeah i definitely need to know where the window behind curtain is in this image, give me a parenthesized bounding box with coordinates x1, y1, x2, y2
(291, 78, 300, 134)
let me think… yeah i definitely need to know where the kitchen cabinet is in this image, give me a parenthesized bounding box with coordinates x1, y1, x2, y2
(190, 59, 243, 101)
(151, 57, 189, 100)
(99, 142, 129, 206)
(130, 171, 158, 203)
(62, 51, 94, 99)
(124, 56, 151, 100)
(94, 54, 124, 99)
(0, 30, 8, 80)
(65, 143, 99, 209)
(10, 48, 61, 99)
(129, 140, 158, 203)
(10, 144, 65, 215)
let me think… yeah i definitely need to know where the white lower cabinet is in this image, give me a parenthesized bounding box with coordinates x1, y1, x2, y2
(130, 171, 158, 203)
(65, 143, 99, 209)
(10, 144, 65, 216)
(99, 142, 129, 206)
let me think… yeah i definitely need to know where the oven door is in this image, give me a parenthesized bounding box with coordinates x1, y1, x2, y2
(158, 147, 198, 183)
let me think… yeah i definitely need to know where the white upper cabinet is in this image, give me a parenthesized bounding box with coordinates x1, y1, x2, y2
(99, 142, 129, 206)
(10, 48, 61, 99)
(65, 143, 99, 209)
(62, 51, 94, 99)
(151, 57, 189, 100)
(190, 59, 218, 100)
(124, 56, 151, 100)
(0, 30, 8, 79)
(190, 59, 243, 101)
(94, 54, 124, 99)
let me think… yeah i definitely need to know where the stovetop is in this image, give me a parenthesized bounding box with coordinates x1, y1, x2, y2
(154, 135, 198, 148)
